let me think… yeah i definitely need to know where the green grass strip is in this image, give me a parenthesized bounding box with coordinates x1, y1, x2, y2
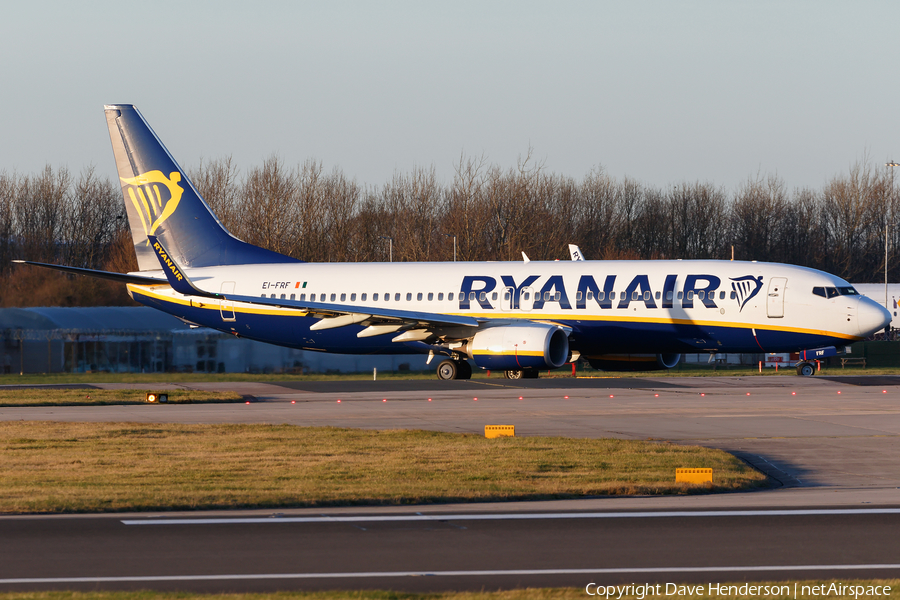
(0, 423, 764, 513)
(1, 581, 899, 599)
(0, 389, 243, 406)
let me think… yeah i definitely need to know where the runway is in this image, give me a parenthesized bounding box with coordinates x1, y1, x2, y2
(2, 374, 900, 592)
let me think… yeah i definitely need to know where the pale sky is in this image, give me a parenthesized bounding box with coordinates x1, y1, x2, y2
(2, 1, 899, 192)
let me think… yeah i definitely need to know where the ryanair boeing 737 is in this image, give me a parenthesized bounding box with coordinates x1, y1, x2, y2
(15, 105, 892, 379)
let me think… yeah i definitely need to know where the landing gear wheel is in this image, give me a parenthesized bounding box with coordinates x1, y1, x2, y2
(504, 369, 524, 380)
(456, 360, 472, 379)
(437, 360, 458, 380)
(437, 359, 472, 380)
(796, 361, 816, 377)
(457, 360, 472, 380)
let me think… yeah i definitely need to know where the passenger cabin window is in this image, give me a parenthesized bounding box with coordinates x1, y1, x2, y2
(438, 293, 444, 301)
(677, 291, 683, 300)
(719, 291, 725, 299)
(522, 292, 530, 300)
(340, 293, 346, 302)
(280, 293, 286, 299)
(361, 293, 367, 301)
(260, 294, 265, 298)
(491, 292, 498, 301)
(480, 292, 486, 301)
(406, 293, 412, 301)
(666, 291, 673, 301)
(730, 291, 737, 299)
(394, 293, 400, 301)
(373, 293, 379, 301)
(350, 293, 356, 301)
(469, 292, 475, 301)
(576, 291, 583, 301)
(428, 292, 434, 301)
(290, 293, 295, 300)
(598, 291, 605, 301)
(417, 292, 423, 301)
(655, 291, 661, 299)
(449, 292, 454, 301)
(609, 292, 616, 300)
(299, 293, 306, 301)
(330, 293, 336, 302)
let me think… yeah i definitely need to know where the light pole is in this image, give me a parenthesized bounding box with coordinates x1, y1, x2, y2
(886, 162, 899, 318)
(380, 236, 393, 262)
(443, 233, 457, 261)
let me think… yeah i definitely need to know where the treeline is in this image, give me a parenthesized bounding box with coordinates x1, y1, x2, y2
(2, 155, 899, 307)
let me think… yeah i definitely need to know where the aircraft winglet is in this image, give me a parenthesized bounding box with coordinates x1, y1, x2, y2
(147, 235, 219, 298)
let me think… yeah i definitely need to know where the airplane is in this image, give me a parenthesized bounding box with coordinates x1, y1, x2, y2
(13, 105, 892, 379)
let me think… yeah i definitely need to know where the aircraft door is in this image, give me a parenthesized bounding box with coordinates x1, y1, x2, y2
(520, 286, 534, 312)
(220, 281, 236, 321)
(767, 277, 786, 318)
(499, 287, 515, 311)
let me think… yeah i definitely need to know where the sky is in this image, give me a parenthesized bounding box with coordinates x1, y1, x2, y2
(2, 1, 900, 193)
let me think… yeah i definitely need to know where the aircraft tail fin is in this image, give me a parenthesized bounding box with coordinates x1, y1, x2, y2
(104, 105, 300, 271)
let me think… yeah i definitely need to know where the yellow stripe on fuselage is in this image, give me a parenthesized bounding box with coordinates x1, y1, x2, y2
(127, 285, 859, 341)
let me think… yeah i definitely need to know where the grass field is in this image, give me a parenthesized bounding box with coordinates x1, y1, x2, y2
(0, 388, 243, 406)
(0, 422, 765, 513)
(1, 581, 898, 599)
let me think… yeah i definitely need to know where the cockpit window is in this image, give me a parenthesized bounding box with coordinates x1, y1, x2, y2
(813, 286, 843, 298)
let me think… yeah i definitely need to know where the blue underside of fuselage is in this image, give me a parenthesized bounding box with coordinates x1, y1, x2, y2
(135, 292, 853, 358)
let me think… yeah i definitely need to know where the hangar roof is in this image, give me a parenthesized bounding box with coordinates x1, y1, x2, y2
(0, 307, 191, 332)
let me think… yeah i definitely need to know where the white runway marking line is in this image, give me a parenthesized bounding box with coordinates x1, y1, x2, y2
(121, 507, 900, 526)
(3, 564, 900, 585)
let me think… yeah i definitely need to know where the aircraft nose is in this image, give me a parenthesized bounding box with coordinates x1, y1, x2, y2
(858, 296, 892, 337)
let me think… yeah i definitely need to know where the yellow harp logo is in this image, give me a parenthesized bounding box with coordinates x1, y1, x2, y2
(120, 171, 184, 242)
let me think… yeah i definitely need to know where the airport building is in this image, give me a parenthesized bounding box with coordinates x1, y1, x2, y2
(0, 307, 427, 375)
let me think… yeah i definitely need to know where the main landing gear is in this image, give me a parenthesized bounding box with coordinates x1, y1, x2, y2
(504, 369, 539, 379)
(436, 359, 472, 380)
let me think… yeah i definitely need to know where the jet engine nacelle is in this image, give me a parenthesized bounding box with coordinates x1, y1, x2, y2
(586, 353, 682, 372)
(466, 324, 569, 371)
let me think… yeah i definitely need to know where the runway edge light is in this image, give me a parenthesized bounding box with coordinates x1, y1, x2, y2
(485, 425, 515, 439)
(146, 392, 168, 403)
(675, 468, 712, 484)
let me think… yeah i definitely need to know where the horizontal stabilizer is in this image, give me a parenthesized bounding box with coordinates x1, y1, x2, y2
(12, 260, 167, 286)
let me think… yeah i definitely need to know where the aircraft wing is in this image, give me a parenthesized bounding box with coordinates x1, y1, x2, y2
(145, 235, 479, 337)
(220, 292, 480, 332)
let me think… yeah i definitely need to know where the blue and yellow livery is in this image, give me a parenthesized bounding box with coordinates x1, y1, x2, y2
(14, 105, 893, 380)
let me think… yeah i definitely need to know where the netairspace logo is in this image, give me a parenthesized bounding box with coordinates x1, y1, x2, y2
(584, 582, 893, 599)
